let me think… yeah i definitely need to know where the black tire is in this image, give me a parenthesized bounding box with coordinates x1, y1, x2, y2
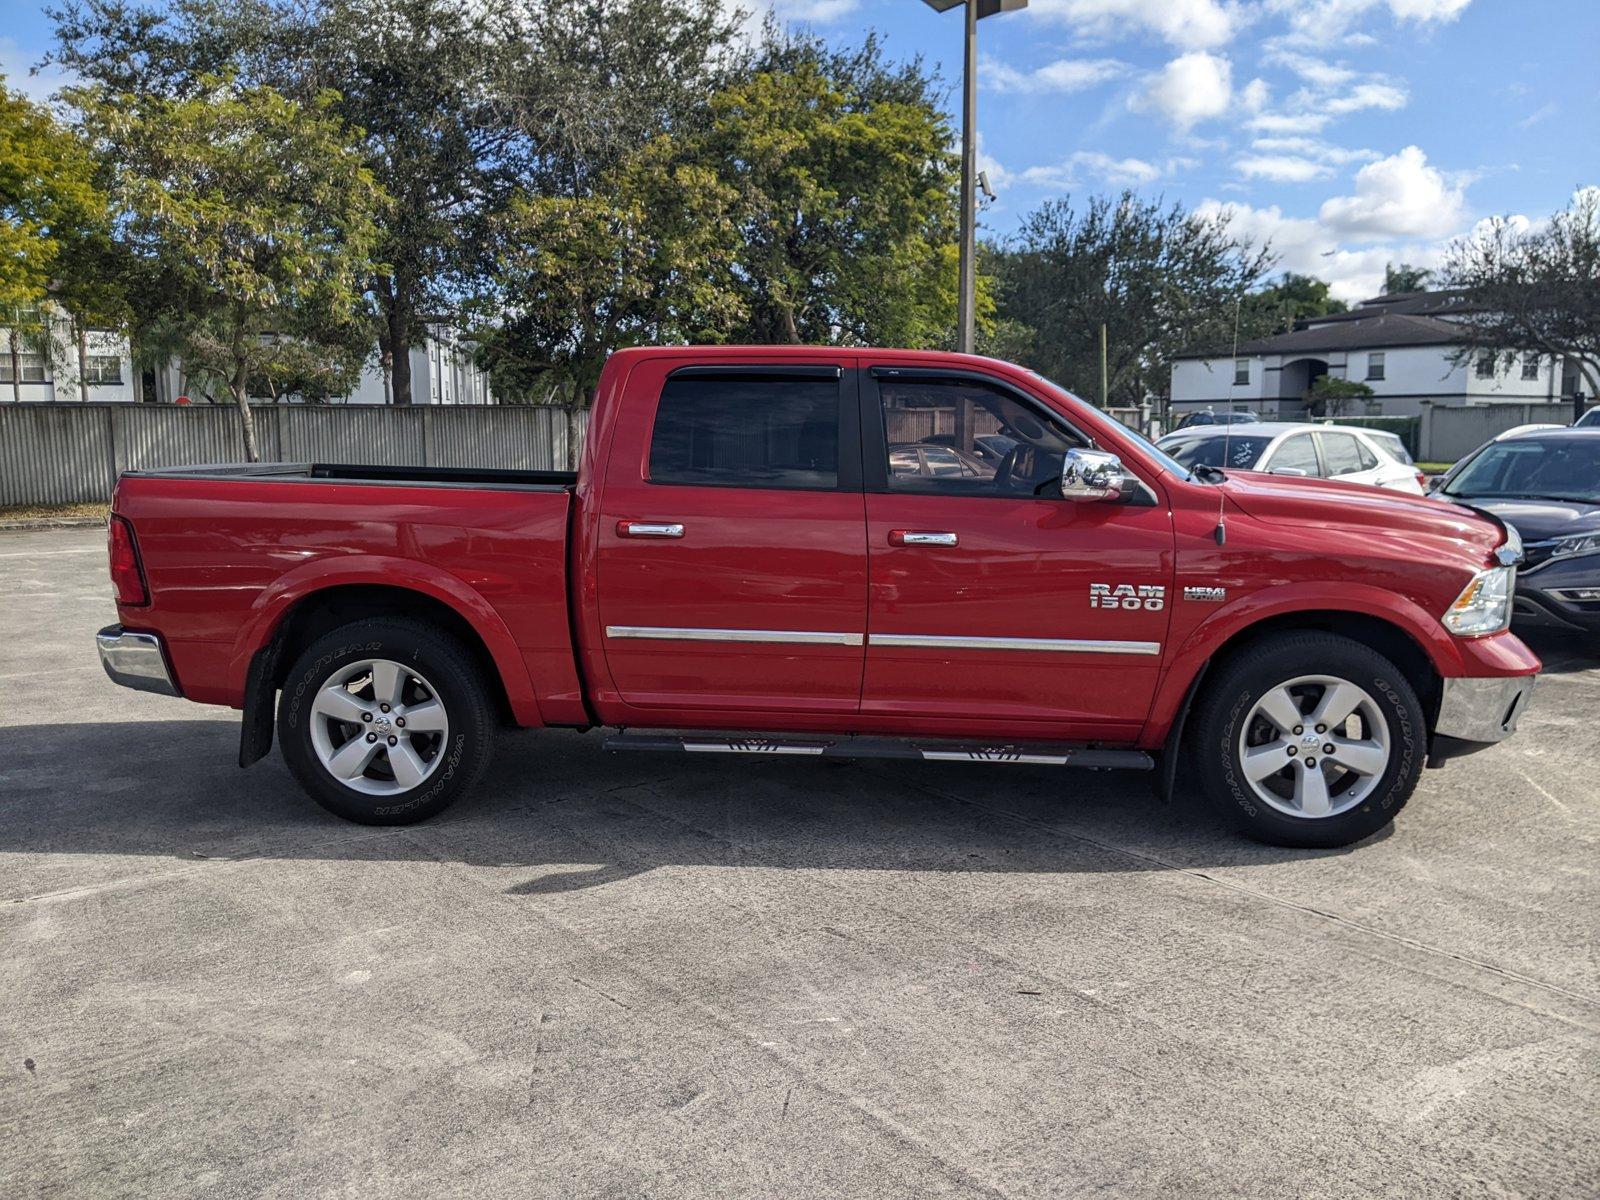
(1190, 631, 1425, 849)
(277, 618, 495, 825)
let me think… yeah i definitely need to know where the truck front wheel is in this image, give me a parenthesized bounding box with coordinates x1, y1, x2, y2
(277, 618, 496, 825)
(1191, 632, 1425, 849)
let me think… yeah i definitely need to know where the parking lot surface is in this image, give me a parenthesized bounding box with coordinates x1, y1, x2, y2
(2, 526, 1598, 1198)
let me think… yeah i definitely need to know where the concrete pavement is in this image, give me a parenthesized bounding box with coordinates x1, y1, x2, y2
(2, 526, 1597, 1198)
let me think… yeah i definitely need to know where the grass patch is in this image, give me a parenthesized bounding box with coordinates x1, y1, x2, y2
(0, 502, 110, 523)
(1415, 462, 1455, 475)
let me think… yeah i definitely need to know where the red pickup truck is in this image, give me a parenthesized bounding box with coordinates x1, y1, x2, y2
(98, 346, 1539, 848)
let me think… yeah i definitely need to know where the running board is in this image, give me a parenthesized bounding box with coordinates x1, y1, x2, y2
(603, 732, 1153, 770)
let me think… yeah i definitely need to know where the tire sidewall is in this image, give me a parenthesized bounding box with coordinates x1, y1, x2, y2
(278, 623, 490, 824)
(1199, 637, 1423, 847)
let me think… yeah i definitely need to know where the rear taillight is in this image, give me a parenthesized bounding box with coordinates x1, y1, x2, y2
(1414, 470, 1428, 490)
(108, 515, 149, 606)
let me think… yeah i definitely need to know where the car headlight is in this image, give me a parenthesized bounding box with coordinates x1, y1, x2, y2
(1550, 532, 1600, 560)
(1443, 567, 1514, 636)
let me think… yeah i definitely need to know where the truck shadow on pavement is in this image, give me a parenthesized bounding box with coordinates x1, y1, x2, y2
(2, 717, 1383, 900)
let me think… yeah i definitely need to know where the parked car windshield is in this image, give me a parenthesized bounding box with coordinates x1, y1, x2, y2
(1444, 437, 1600, 504)
(1163, 434, 1273, 471)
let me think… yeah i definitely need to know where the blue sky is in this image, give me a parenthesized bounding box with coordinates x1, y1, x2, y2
(6, 0, 1597, 302)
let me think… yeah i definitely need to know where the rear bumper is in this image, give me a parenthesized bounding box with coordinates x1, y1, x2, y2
(1428, 673, 1536, 766)
(96, 625, 181, 697)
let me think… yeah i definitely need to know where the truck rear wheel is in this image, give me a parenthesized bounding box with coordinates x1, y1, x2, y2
(1191, 631, 1424, 849)
(277, 618, 495, 825)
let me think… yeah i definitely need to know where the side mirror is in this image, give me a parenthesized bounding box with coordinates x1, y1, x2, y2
(1269, 466, 1309, 477)
(1426, 475, 1444, 493)
(1059, 448, 1128, 502)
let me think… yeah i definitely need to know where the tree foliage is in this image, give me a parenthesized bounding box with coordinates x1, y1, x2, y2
(991, 192, 1274, 406)
(1239, 272, 1346, 339)
(77, 75, 385, 455)
(1303, 376, 1373, 418)
(0, 77, 110, 399)
(1382, 262, 1433, 294)
(1444, 188, 1600, 401)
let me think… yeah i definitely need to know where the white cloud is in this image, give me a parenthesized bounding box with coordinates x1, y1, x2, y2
(1318, 145, 1466, 239)
(1267, 0, 1473, 45)
(1235, 155, 1332, 183)
(984, 56, 1127, 95)
(1139, 51, 1234, 130)
(1321, 81, 1408, 115)
(1019, 150, 1166, 189)
(1239, 77, 1271, 113)
(1197, 198, 1449, 302)
(1030, 0, 1242, 51)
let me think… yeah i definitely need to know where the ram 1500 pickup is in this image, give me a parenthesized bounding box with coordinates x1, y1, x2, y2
(98, 347, 1540, 848)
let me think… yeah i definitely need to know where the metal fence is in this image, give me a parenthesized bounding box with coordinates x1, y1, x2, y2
(0, 403, 586, 507)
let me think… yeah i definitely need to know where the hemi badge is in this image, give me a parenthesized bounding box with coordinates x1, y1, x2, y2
(1183, 586, 1227, 603)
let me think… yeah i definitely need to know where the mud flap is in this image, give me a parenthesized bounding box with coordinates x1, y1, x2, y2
(238, 641, 281, 767)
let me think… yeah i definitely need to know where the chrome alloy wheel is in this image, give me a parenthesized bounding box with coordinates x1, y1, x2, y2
(308, 658, 450, 796)
(1236, 674, 1391, 819)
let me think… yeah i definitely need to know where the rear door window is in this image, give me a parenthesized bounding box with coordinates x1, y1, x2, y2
(1265, 434, 1319, 475)
(649, 375, 840, 490)
(1317, 432, 1365, 477)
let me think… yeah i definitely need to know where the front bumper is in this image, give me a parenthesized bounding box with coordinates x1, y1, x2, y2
(1429, 672, 1536, 765)
(96, 624, 181, 697)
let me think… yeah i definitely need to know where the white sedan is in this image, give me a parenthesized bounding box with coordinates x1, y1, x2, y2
(1156, 422, 1427, 495)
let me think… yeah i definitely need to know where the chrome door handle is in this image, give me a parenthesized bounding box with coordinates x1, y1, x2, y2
(890, 530, 958, 547)
(617, 521, 685, 538)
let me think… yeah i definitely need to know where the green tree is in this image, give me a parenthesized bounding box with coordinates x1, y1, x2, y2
(1240, 272, 1347, 338)
(661, 36, 960, 345)
(78, 76, 385, 456)
(1304, 376, 1373, 418)
(0, 77, 106, 401)
(1444, 188, 1600, 406)
(1382, 262, 1433, 294)
(993, 192, 1275, 406)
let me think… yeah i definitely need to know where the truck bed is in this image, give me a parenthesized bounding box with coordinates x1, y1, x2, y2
(124, 462, 578, 491)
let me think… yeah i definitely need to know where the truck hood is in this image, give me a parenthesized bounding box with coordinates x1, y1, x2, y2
(1220, 470, 1506, 559)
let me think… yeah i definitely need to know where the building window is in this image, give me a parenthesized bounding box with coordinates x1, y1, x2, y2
(1475, 351, 1495, 379)
(0, 353, 50, 384)
(1366, 352, 1386, 381)
(85, 355, 122, 384)
(1233, 359, 1249, 386)
(1521, 354, 1539, 381)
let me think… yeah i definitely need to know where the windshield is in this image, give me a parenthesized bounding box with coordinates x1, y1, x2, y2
(1164, 434, 1274, 470)
(1444, 437, 1600, 503)
(1027, 372, 1193, 480)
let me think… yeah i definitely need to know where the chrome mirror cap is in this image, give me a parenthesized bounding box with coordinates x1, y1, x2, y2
(1060, 448, 1128, 502)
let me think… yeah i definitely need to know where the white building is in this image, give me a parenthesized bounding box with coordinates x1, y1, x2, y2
(2, 309, 493, 405)
(1170, 291, 1587, 420)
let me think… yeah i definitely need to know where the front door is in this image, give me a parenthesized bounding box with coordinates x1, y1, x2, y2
(594, 359, 868, 715)
(860, 369, 1174, 738)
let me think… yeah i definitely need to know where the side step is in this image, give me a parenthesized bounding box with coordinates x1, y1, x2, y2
(603, 732, 1154, 771)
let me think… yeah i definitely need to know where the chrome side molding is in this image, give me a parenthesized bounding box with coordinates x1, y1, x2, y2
(604, 625, 865, 646)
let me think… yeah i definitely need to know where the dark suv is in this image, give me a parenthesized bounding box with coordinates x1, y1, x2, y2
(1436, 428, 1600, 634)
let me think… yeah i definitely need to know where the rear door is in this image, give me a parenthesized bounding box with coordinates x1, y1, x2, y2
(1315, 430, 1385, 487)
(593, 359, 868, 715)
(859, 367, 1174, 737)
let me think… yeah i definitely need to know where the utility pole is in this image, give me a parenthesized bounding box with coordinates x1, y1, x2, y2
(1099, 322, 1108, 409)
(922, 0, 1027, 355)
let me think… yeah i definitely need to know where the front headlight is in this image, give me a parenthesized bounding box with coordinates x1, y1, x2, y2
(1550, 532, 1600, 560)
(1443, 567, 1514, 636)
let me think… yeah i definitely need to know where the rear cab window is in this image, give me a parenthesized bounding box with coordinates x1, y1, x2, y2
(648, 373, 843, 490)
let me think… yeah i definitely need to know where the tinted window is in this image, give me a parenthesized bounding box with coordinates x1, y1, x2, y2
(650, 376, 839, 489)
(877, 380, 1083, 496)
(1266, 434, 1319, 475)
(1166, 435, 1273, 470)
(1445, 437, 1600, 503)
(1318, 432, 1365, 476)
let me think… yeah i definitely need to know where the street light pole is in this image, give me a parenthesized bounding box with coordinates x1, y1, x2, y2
(922, 0, 1026, 356)
(957, 0, 978, 355)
